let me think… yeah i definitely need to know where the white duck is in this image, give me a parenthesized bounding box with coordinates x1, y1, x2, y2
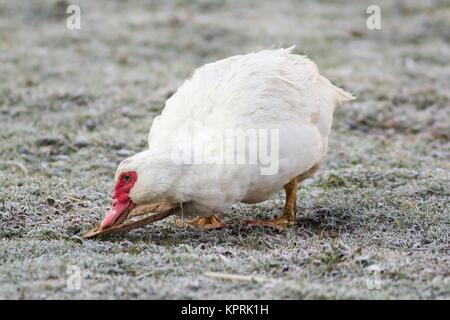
(100, 47, 355, 231)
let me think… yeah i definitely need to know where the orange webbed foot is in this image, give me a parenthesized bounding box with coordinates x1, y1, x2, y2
(188, 214, 228, 229)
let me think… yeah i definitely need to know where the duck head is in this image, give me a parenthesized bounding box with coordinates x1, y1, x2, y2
(100, 148, 180, 230)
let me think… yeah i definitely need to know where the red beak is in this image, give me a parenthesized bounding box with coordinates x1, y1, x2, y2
(100, 197, 136, 230)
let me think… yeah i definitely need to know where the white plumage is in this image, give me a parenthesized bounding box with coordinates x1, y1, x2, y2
(116, 47, 355, 221)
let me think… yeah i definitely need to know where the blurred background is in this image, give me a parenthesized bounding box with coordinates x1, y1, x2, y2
(0, 0, 448, 299)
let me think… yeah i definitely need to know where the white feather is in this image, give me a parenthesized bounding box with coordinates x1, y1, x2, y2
(118, 47, 354, 216)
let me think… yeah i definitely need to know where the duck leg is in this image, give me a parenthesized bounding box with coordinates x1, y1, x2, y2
(188, 214, 228, 229)
(245, 178, 298, 231)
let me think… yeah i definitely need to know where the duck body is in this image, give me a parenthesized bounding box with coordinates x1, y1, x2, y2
(146, 47, 354, 217)
(101, 47, 354, 230)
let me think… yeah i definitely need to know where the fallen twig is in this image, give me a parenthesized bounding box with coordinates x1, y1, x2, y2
(81, 203, 180, 239)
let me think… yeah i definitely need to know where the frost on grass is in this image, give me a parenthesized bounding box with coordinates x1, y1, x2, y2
(0, 0, 449, 299)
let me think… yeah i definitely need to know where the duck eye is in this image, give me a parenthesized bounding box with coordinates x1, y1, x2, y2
(123, 174, 131, 182)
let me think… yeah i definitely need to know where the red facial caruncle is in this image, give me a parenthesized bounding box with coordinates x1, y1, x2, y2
(100, 171, 138, 230)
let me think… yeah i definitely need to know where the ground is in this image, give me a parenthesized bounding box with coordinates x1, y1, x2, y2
(0, 0, 449, 299)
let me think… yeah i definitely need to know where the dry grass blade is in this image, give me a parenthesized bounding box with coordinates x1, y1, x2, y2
(204, 272, 266, 283)
(1, 161, 28, 176)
